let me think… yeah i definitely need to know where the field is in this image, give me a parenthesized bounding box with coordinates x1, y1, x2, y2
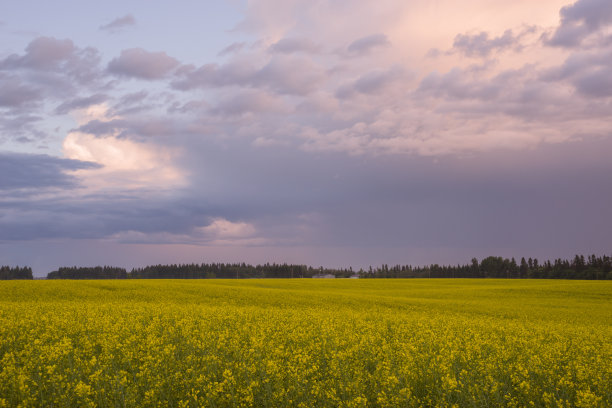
(0, 279, 610, 407)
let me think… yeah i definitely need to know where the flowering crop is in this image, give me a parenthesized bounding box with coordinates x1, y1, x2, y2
(1, 279, 610, 407)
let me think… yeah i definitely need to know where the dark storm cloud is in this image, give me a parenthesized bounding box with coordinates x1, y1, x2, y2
(0, 195, 210, 242)
(2, 119, 612, 260)
(295, 140, 612, 255)
(346, 34, 390, 55)
(2, 0, 612, 261)
(99, 14, 136, 32)
(107, 48, 180, 79)
(548, 0, 612, 47)
(0, 152, 99, 190)
(167, 136, 612, 256)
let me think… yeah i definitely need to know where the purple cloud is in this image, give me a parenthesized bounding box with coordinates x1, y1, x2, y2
(548, 0, 612, 47)
(452, 29, 532, 57)
(173, 55, 325, 95)
(210, 90, 287, 116)
(0, 152, 99, 191)
(218, 42, 247, 56)
(108, 48, 180, 80)
(112, 91, 150, 114)
(0, 37, 102, 89)
(269, 37, 320, 54)
(346, 34, 390, 55)
(0, 75, 40, 108)
(54, 93, 108, 114)
(417, 68, 501, 101)
(99, 14, 136, 32)
(254, 56, 325, 94)
(541, 48, 612, 97)
(336, 68, 405, 98)
(172, 62, 253, 89)
(573, 66, 612, 97)
(0, 37, 74, 70)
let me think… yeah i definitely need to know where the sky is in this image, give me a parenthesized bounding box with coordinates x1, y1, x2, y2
(1, 0, 612, 276)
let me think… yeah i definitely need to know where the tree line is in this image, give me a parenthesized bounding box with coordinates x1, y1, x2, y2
(0, 265, 33, 280)
(4, 254, 611, 280)
(129, 263, 355, 279)
(46, 266, 128, 279)
(44, 263, 354, 280)
(361, 255, 612, 280)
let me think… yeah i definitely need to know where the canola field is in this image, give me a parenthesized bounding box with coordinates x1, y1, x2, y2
(0, 279, 610, 408)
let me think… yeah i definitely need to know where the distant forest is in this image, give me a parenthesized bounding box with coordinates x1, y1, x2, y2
(38, 254, 612, 280)
(2, 254, 611, 280)
(0, 265, 33, 280)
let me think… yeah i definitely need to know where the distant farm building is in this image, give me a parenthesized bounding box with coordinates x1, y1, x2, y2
(312, 274, 336, 279)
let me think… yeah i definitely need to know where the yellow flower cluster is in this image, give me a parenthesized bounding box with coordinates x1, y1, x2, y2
(0, 279, 610, 407)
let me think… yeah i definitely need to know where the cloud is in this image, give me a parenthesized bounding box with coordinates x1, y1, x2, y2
(64, 125, 185, 190)
(541, 48, 612, 97)
(336, 67, 406, 98)
(0, 37, 75, 70)
(0, 37, 103, 104)
(111, 91, 149, 113)
(547, 0, 612, 47)
(346, 34, 390, 55)
(452, 28, 534, 57)
(199, 218, 256, 239)
(218, 42, 247, 56)
(254, 56, 326, 94)
(269, 37, 320, 54)
(0, 113, 47, 146)
(573, 66, 612, 96)
(417, 67, 501, 101)
(0, 74, 40, 108)
(99, 14, 136, 32)
(4, 0, 612, 273)
(0, 152, 99, 191)
(105, 217, 262, 246)
(107, 48, 180, 79)
(210, 90, 289, 116)
(54, 93, 108, 114)
(172, 61, 253, 89)
(173, 55, 326, 95)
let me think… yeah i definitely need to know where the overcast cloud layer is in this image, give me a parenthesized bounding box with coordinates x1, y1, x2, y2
(1, 0, 611, 275)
